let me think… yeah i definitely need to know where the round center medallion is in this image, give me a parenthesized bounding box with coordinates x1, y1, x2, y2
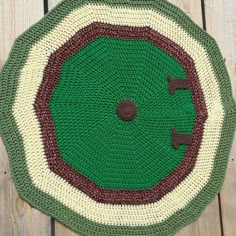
(117, 100, 137, 121)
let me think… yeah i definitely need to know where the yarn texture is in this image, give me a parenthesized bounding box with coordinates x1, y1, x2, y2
(0, 0, 235, 235)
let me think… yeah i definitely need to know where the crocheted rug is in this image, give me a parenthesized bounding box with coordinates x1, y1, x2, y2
(0, 0, 235, 235)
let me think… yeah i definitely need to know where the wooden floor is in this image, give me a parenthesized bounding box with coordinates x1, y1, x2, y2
(0, 0, 235, 235)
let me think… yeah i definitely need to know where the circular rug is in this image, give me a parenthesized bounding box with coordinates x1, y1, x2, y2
(0, 0, 236, 235)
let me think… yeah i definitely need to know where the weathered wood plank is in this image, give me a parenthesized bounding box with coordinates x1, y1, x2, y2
(168, 1, 222, 235)
(0, 1, 51, 235)
(205, 0, 236, 235)
(48, 0, 222, 236)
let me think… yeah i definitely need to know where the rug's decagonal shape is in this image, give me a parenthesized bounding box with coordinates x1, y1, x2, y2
(0, 0, 235, 235)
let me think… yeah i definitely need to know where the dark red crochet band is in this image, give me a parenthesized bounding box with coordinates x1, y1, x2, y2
(34, 22, 207, 205)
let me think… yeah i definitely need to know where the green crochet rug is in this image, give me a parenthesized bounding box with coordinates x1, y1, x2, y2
(0, 0, 236, 235)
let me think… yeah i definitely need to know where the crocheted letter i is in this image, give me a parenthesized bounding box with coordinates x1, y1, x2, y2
(0, 0, 235, 235)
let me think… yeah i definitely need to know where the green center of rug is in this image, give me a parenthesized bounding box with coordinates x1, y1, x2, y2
(49, 37, 195, 190)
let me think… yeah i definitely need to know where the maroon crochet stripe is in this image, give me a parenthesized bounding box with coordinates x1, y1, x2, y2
(34, 22, 207, 205)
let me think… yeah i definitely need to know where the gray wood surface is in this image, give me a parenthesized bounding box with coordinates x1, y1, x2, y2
(205, 0, 236, 235)
(0, 0, 235, 235)
(0, 1, 51, 236)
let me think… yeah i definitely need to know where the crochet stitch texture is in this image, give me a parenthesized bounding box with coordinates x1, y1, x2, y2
(0, 0, 236, 235)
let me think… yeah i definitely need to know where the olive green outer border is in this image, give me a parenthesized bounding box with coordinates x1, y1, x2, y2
(0, 0, 236, 235)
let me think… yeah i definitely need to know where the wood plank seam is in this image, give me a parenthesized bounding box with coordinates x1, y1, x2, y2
(42, 2, 55, 236)
(201, 0, 207, 30)
(44, 0, 49, 15)
(218, 194, 225, 236)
